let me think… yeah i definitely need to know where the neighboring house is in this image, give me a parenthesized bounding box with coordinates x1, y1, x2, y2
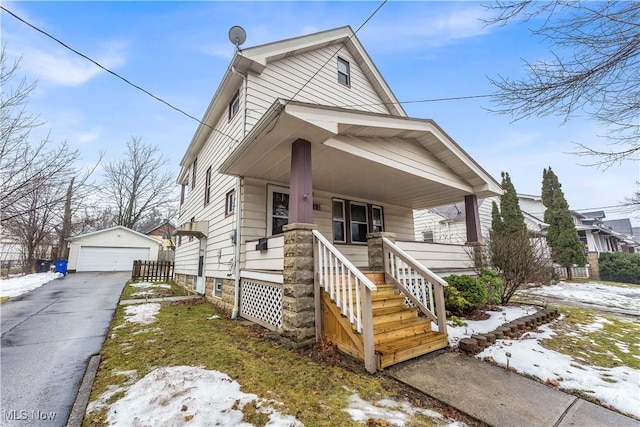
(0, 233, 22, 275)
(67, 226, 160, 272)
(174, 26, 502, 372)
(413, 197, 497, 245)
(145, 220, 176, 250)
(602, 218, 639, 253)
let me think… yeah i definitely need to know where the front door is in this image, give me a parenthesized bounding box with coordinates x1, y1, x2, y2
(196, 239, 206, 294)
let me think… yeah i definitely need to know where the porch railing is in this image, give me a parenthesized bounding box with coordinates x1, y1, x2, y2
(312, 230, 377, 373)
(382, 237, 448, 334)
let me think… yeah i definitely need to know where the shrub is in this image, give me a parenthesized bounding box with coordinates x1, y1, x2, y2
(479, 268, 504, 304)
(443, 274, 487, 315)
(599, 252, 640, 285)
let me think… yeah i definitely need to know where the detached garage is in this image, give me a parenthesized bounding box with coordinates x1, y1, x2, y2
(68, 226, 160, 272)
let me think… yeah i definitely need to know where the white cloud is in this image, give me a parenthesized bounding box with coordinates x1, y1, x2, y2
(363, 4, 493, 52)
(19, 41, 126, 86)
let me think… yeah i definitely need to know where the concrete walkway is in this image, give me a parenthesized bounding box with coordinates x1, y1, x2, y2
(390, 351, 639, 427)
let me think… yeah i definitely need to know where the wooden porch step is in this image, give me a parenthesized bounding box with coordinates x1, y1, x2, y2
(376, 331, 448, 369)
(372, 305, 419, 325)
(373, 317, 433, 345)
(364, 272, 385, 283)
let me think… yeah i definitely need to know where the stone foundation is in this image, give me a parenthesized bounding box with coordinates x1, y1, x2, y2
(587, 252, 600, 280)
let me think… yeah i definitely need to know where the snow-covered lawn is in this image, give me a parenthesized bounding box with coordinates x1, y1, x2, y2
(0, 272, 62, 298)
(90, 366, 462, 427)
(448, 281, 640, 419)
(518, 281, 640, 311)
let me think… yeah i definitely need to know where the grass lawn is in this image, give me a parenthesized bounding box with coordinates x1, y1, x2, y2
(543, 306, 640, 370)
(84, 285, 478, 426)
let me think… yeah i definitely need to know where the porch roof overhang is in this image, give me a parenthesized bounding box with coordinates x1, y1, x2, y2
(219, 100, 503, 210)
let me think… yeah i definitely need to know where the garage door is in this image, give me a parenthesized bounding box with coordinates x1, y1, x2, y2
(77, 246, 150, 272)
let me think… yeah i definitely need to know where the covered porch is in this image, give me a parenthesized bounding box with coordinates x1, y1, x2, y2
(220, 99, 503, 371)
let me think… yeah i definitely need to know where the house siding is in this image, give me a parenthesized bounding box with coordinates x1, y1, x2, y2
(239, 177, 414, 268)
(413, 197, 496, 244)
(245, 46, 389, 132)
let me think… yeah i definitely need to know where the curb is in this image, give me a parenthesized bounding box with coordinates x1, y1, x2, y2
(66, 354, 101, 427)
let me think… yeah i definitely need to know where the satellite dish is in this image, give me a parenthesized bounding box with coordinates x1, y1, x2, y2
(228, 26, 247, 49)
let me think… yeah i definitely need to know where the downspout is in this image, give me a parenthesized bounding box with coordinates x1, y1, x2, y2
(231, 66, 248, 319)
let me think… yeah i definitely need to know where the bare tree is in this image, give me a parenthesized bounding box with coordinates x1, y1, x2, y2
(101, 136, 177, 230)
(485, 1, 640, 166)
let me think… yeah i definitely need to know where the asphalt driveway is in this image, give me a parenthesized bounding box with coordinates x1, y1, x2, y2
(1, 272, 128, 427)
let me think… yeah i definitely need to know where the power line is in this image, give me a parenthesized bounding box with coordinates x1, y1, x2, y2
(0, 5, 240, 144)
(286, 0, 388, 107)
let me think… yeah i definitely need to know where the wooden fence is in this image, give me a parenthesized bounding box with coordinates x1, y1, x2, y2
(132, 260, 174, 282)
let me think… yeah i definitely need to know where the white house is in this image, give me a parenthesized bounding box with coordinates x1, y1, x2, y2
(174, 26, 503, 371)
(67, 226, 160, 272)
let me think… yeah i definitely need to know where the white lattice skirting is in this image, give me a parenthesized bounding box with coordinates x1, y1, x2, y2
(239, 278, 283, 331)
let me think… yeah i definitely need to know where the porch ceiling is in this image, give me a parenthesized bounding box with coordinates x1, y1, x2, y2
(220, 101, 502, 210)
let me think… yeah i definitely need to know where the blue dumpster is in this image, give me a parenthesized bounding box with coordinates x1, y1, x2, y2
(54, 260, 68, 276)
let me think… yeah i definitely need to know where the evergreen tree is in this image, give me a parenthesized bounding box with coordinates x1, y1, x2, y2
(497, 172, 526, 237)
(540, 167, 586, 279)
(491, 201, 503, 235)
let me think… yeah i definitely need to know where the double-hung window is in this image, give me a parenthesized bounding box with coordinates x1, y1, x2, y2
(204, 167, 212, 206)
(225, 190, 235, 216)
(191, 158, 197, 189)
(229, 90, 240, 120)
(267, 185, 289, 235)
(337, 57, 350, 87)
(332, 198, 384, 244)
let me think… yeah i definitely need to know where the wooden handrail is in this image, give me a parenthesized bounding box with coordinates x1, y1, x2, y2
(313, 230, 377, 373)
(382, 237, 448, 334)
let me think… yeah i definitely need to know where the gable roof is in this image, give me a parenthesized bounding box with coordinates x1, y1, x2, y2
(145, 220, 177, 236)
(69, 225, 161, 244)
(179, 26, 405, 174)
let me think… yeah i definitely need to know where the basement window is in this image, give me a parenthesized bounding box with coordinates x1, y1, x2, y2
(214, 278, 223, 298)
(337, 57, 350, 87)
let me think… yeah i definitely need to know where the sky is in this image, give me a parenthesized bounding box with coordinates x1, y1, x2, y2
(2, 1, 639, 226)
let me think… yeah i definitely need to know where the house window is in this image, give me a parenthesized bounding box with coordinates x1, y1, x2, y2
(267, 185, 289, 236)
(337, 57, 350, 86)
(225, 189, 235, 216)
(350, 202, 368, 243)
(371, 205, 384, 233)
(229, 90, 240, 120)
(191, 158, 197, 189)
(332, 199, 346, 243)
(180, 184, 186, 206)
(422, 230, 434, 243)
(214, 278, 223, 298)
(204, 167, 212, 206)
(332, 198, 384, 244)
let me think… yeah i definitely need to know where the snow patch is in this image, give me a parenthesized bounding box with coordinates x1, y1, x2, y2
(476, 324, 640, 418)
(344, 393, 454, 427)
(521, 282, 640, 312)
(115, 303, 161, 328)
(106, 366, 302, 427)
(0, 272, 63, 298)
(130, 282, 171, 289)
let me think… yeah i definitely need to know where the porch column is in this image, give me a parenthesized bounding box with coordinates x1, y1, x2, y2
(289, 139, 313, 224)
(367, 232, 396, 270)
(282, 222, 317, 345)
(464, 195, 482, 243)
